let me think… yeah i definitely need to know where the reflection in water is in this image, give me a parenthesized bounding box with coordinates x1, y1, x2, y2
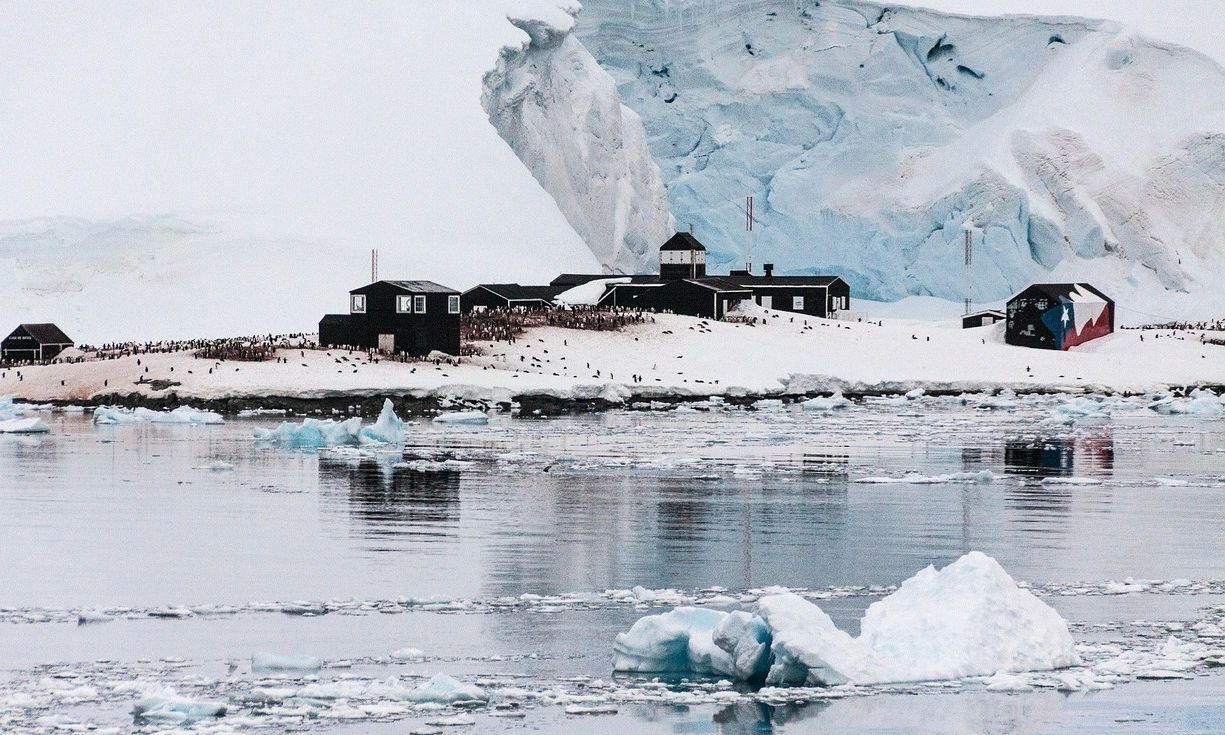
(712, 700, 825, 735)
(318, 454, 460, 540)
(1003, 434, 1114, 478)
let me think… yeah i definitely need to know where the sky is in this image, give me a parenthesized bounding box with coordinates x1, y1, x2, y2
(900, 0, 1225, 66)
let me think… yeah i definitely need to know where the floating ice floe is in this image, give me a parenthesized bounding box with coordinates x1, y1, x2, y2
(131, 689, 227, 723)
(0, 395, 28, 420)
(390, 647, 425, 661)
(800, 392, 851, 411)
(0, 417, 49, 433)
(432, 410, 490, 425)
(195, 460, 235, 472)
(402, 674, 488, 704)
(613, 552, 1079, 686)
(93, 405, 224, 425)
(255, 399, 405, 447)
(252, 652, 322, 671)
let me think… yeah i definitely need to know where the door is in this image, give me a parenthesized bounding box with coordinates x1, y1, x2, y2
(378, 333, 395, 353)
(760, 295, 773, 309)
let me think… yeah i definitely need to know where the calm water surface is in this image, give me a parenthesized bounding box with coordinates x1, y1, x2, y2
(2, 398, 1224, 733)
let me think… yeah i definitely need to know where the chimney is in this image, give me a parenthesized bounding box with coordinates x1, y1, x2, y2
(763, 263, 774, 278)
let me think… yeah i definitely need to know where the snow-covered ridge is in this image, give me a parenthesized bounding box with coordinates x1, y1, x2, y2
(575, 0, 1225, 318)
(482, 5, 675, 275)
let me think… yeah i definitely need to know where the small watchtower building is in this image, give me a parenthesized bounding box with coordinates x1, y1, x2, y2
(659, 232, 707, 281)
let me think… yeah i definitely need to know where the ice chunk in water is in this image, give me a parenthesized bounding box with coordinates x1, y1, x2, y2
(251, 652, 322, 671)
(800, 392, 851, 411)
(132, 689, 227, 723)
(403, 674, 488, 703)
(0, 417, 48, 433)
(433, 410, 490, 425)
(614, 552, 1079, 687)
(255, 399, 406, 447)
(93, 405, 223, 425)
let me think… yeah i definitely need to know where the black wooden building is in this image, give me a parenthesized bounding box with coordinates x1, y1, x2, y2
(460, 283, 565, 312)
(318, 280, 461, 356)
(2, 323, 74, 362)
(1005, 283, 1114, 351)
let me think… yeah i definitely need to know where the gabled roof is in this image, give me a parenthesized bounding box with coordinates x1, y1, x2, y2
(550, 273, 611, 288)
(351, 280, 459, 295)
(1011, 283, 1112, 304)
(734, 275, 843, 287)
(6, 323, 73, 344)
(466, 283, 563, 301)
(660, 232, 707, 251)
(680, 277, 753, 293)
(965, 309, 1005, 318)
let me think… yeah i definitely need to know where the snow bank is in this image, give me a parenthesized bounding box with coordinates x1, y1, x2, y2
(0, 417, 48, 433)
(92, 405, 223, 425)
(553, 277, 630, 306)
(131, 689, 227, 723)
(255, 399, 405, 447)
(613, 552, 1079, 686)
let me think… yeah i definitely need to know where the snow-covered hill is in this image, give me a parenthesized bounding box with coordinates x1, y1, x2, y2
(0, 1, 669, 341)
(574, 0, 1225, 319)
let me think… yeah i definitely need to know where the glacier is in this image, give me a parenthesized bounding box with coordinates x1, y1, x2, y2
(575, 0, 1225, 317)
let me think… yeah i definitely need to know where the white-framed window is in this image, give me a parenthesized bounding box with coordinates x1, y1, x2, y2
(793, 296, 805, 310)
(397, 295, 413, 313)
(448, 295, 460, 314)
(414, 295, 427, 313)
(351, 294, 366, 313)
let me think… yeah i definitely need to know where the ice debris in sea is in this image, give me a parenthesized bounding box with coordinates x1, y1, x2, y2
(0, 416, 49, 433)
(252, 652, 322, 671)
(254, 398, 405, 447)
(613, 551, 1079, 686)
(1148, 388, 1225, 417)
(93, 405, 224, 425)
(132, 689, 227, 723)
(800, 392, 851, 411)
(432, 410, 490, 425)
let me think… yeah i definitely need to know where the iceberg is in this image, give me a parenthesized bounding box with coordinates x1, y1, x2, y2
(0, 395, 23, 420)
(613, 552, 1079, 686)
(0, 417, 49, 434)
(255, 399, 406, 447)
(131, 689, 227, 723)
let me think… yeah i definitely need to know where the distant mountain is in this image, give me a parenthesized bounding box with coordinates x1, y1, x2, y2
(566, 0, 1225, 318)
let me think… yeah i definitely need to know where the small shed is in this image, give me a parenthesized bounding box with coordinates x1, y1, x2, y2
(318, 280, 461, 356)
(2, 323, 74, 362)
(1005, 283, 1114, 350)
(962, 309, 1006, 329)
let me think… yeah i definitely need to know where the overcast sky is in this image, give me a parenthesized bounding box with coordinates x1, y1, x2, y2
(898, 0, 1225, 66)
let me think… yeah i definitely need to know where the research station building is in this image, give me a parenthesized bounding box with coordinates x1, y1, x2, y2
(318, 280, 461, 356)
(1, 323, 74, 362)
(1005, 283, 1114, 350)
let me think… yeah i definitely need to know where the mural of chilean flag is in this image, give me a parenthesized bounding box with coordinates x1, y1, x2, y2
(1005, 283, 1114, 351)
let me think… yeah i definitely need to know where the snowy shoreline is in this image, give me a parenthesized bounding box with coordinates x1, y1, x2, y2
(2, 312, 1223, 414)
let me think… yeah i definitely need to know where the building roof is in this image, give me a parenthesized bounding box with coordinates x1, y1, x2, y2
(351, 280, 459, 295)
(6, 323, 73, 344)
(659, 232, 707, 251)
(466, 283, 563, 301)
(733, 275, 843, 287)
(964, 309, 1006, 318)
(319, 314, 353, 324)
(1010, 283, 1112, 304)
(681, 277, 753, 293)
(550, 273, 610, 288)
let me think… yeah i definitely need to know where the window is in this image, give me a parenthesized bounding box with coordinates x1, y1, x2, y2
(397, 295, 412, 313)
(793, 296, 805, 310)
(351, 294, 366, 313)
(414, 295, 427, 313)
(448, 295, 460, 314)
(695, 251, 706, 264)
